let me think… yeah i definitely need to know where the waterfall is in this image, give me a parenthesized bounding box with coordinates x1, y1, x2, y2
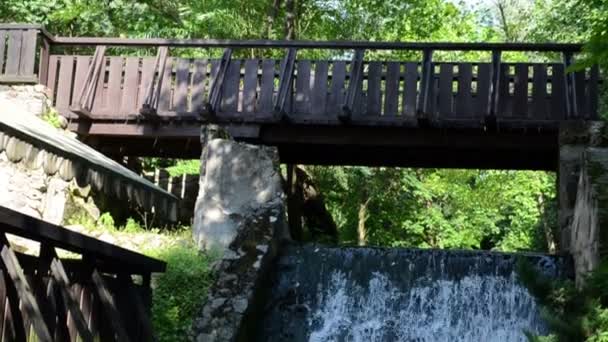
(257, 245, 570, 342)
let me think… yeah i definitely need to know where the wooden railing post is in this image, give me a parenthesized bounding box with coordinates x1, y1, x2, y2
(486, 50, 502, 126)
(38, 36, 51, 86)
(341, 49, 365, 123)
(141, 46, 169, 117)
(91, 269, 131, 342)
(563, 52, 578, 119)
(50, 258, 94, 342)
(204, 48, 233, 117)
(417, 49, 434, 123)
(275, 48, 297, 120)
(0, 244, 52, 342)
(70, 45, 107, 118)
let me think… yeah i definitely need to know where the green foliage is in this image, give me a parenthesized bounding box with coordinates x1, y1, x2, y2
(123, 217, 144, 233)
(310, 167, 556, 251)
(97, 212, 116, 231)
(41, 108, 62, 129)
(166, 160, 201, 177)
(145, 246, 214, 342)
(519, 259, 608, 342)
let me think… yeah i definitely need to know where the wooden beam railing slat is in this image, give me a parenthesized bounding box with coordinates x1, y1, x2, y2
(70, 45, 107, 118)
(0, 245, 52, 342)
(417, 49, 434, 124)
(205, 48, 233, 117)
(0, 234, 27, 341)
(486, 50, 502, 127)
(50, 258, 95, 342)
(563, 52, 579, 119)
(91, 270, 131, 342)
(341, 49, 365, 123)
(275, 48, 297, 120)
(140, 46, 169, 117)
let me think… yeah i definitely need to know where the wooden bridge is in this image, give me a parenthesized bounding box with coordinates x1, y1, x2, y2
(0, 24, 602, 170)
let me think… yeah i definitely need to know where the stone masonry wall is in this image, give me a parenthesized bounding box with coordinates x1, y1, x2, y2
(0, 85, 99, 225)
(560, 121, 608, 287)
(191, 126, 289, 341)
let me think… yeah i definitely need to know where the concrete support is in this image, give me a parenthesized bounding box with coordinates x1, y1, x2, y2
(559, 121, 608, 287)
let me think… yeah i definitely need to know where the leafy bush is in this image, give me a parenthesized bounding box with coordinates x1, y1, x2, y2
(519, 259, 608, 342)
(146, 246, 214, 342)
(123, 217, 144, 233)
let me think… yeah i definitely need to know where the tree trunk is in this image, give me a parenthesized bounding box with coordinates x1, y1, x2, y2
(357, 199, 370, 246)
(538, 192, 557, 253)
(285, 0, 296, 40)
(264, 0, 282, 39)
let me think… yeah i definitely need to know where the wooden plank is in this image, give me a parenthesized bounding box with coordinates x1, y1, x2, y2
(5, 30, 22, 75)
(274, 48, 297, 117)
(106, 57, 124, 116)
(18, 29, 38, 77)
(455, 63, 473, 116)
(0, 246, 52, 342)
(207, 49, 233, 114)
(311, 61, 328, 116)
(0, 269, 5, 340)
(191, 59, 209, 113)
(173, 58, 191, 113)
(550, 64, 566, 120)
(242, 59, 259, 113)
(438, 63, 454, 116)
(158, 57, 174, 113)
(575, 70, 587, 118)
(91, 270, 130, 342)
(532, 64, 548, 119)
(513, 63, 528, 117)
(0, 207, 166, 273)
(258, 59, 276, 114)
(50, 259, 94, 342)
(55, 56, 75, 112)
(367, 61, 382, 115)
(328, 61, 346, 115)
(0, 31, 6, 75)
(90, 57, 107, 114)
(295, 60, 311, 114)
(120, 275, 155, 342)
(384, 62, 400, 116)
(402, 62, 418, 118)
(588, 65, 599, 119)
(72, 56, 91, 107)
(220, 59, 241, 113)
(138, 58, 156, 110)
(120, 57, 140, 115)
(485, 63, 502, 117)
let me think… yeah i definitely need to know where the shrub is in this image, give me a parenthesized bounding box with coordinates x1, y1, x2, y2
(146, 246, 214, 342)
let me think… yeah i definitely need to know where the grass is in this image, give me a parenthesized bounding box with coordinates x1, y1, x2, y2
(65, 211, 214, 341)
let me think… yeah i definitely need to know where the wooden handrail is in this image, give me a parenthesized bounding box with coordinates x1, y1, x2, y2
(46, 37, 585, 52)
(0, 206, 166, 274)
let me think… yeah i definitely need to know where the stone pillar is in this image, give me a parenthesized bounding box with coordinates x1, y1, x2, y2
(191, 128, 289, 341)
(559, 121, 608, 287)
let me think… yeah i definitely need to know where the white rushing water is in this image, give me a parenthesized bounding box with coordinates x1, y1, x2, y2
(308, 270, 545, 342)
(259, 247, 563, 342)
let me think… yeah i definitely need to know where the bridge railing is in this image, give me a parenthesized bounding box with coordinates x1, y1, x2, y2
(0, 206, 164, 341)
(0, 23, 601, 129)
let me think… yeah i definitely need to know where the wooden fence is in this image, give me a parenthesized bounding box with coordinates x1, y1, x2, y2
(0, 206, 165, 341)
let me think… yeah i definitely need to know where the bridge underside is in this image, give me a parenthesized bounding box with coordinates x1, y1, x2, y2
(80, 122, 558, 170)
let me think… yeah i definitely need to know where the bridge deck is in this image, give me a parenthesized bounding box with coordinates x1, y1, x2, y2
(0, 24, 602, 170)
